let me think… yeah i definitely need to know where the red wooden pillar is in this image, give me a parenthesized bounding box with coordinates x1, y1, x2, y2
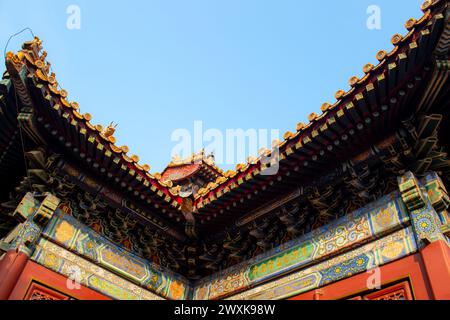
(313, 289, 323, 300)
(8, 260, 112, 300)
(420, 240, 450, 300)
(0, 249, 29, 300)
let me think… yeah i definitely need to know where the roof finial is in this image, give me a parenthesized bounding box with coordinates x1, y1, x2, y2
(172, 153, 182, 163)
(102, 122, 117, 138)
(206, 151, 215, 164)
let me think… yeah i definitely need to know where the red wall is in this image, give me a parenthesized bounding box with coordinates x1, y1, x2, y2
(1, 240, 449, 300)
(0, 250, 109, 300)
(289, 240, 450, 300)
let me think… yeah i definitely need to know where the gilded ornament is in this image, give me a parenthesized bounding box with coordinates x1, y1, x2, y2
(55, 220, 76, 244)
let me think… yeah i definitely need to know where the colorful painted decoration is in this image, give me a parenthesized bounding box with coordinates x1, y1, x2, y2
(32, 239, 163, 300)
(42, 211, 189, 300)
(227, 228, 417, 300)
(399, 172, 446, 245)
(1, 0, 450, 301)
(193, 192, 410, 300)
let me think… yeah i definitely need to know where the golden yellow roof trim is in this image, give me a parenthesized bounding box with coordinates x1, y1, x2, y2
(164, 149, 225, 184)
(170, 185, 181, 196)
(6, 37, 181, 206)
(391, 34, 404, 46)
(283, 131, 295, 140)
(110, 144, 122, 154)
(258, 147, 271, 157)
(160, 179, 173, 188)
(296, 122, 306, 131)
(348, 76, 360, 87)
(363, 63, 374, 74)
(320, 103, 331, 112)
(194, 0, 442, 204)
(11, 0, 442, 207)
(154, 172, 162, 180)
(310, 112, 322, 122)
(405, 18, 417, 31)
(82, 113, 92, 121)
(421, 0, 435, 11)
(72, 110, 84, 121)
(224, 170, 237, 178)
(376, 50, 388, 61)
(131, 155, 140, 163)
(216, 176, 228, 184)
(334, 90, 346, 100)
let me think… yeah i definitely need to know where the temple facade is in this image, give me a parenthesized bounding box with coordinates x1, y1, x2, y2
(0, 0, 449, 300)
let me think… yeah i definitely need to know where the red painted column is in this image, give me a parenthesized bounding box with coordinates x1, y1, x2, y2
(0, 249, 29, 300)
(8, 261, 111, 300)
(420, 240, 450, 300)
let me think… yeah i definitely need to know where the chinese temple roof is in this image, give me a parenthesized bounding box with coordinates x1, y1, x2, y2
(161, 151, 225, 197)
(3, 0, 446, 213)
(161, 150, 224, 183)
(193, 0, 450, 207)
(1, 0, 449, 279)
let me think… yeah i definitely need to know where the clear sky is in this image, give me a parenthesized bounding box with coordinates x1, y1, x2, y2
(0, 0, 424, 172)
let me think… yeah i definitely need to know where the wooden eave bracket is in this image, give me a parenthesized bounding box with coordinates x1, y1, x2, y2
(0, 241, 10, 253)
(441, 223, 450, 237)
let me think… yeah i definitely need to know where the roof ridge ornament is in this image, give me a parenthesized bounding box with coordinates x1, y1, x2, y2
(100, 121, 117, 141)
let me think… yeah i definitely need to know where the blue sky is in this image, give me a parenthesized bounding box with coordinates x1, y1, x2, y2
(0, 0, 424, 172)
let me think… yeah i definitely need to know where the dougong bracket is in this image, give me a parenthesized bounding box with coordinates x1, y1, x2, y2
(398, 171, 446, 245)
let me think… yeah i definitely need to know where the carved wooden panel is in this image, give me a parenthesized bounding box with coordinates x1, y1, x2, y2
(24, 281, 74, 300)
(364, 281, 413, 300)
(346, 281, 413, 300)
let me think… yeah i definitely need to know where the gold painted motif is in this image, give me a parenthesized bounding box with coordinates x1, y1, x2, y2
(169, 281, 185, 300)
(55, 220, 76, 244)
(43, 252, 60, 269)
(374, 206, 394, 228)
(380, 241, 404, 260)
(32, 239, 164, 300)
(195, 286, 208, 300)
(102, 249, 147, 279)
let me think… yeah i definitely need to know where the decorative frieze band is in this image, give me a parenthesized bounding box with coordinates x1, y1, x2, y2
(31, 239, 163, 300)
(42, 212, 190, 300)
(227, 227, 417, 300)
(13, 170, 449, 300)
(193, 191, 410, 300)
